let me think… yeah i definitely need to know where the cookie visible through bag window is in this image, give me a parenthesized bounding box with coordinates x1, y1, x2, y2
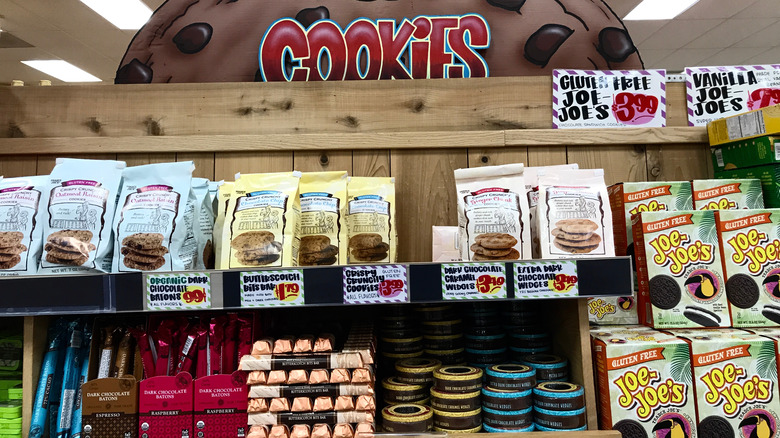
(0, 175, 48, 276)
(113, 161, 195, 272)
(524, 164, 578, 259)
(221, 172, 301, 268)
(346, 177, 396, 264)
(454, 164, 531, 261)
(213, 181, 233, 270)
(39, 158, 126, 274)
(298, 172, 347, 266)
(537, 169, 615, 259)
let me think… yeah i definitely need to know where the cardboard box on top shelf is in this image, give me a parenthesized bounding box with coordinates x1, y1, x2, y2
(716, 164, 780, 208)
(712, 135, 780, 172)
(709, 103, 780, 146)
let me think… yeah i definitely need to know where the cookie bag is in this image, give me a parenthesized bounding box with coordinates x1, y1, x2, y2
(524, 164, 579, 259)
(298, 172, 347, 266)
(346, 177, 396, 264)
(221, 172, 302, 268)
(0, 175, 48, 276)
(39, 158, 126, 274)
(213, 181, 233, 270)
(208, 180, 223, 214)
(112, 161, 195, 272)
(454, 163, 531, 262)
(192, 177, 215, 269)
(537, 169, 615, 258)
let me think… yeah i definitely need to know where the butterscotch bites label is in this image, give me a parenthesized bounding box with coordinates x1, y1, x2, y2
(693, 179, 764, 210)
(718, 209, 780, 327)
(677, 333, 780, 438)
(637, 210, 730, 328)
(592, 334, 697, 438)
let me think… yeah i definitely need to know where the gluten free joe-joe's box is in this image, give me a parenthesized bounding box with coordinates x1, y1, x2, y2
(668, 330, 780, 438)
(592, 331, 697, 438)
(633, 210, 731, 328)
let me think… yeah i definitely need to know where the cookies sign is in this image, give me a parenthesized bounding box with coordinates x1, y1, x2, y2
(441, 263, 507, 300)
(343, 265, 408, 304)
(241, 270, 305, 307)
(553, 69, 667, 129)
(514, 261, 578, 299)
(146, 272, 211, 310)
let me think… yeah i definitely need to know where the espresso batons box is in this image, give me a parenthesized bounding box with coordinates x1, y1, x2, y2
(717, 209, 780, 327)
(692, 179, 764, 210)
(633, 210, 731, 328)
(668, 330, 780, 438)
(592, 331, 697, 438)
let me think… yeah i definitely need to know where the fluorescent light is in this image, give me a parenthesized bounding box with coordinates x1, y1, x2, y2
(21, 60, 101, 82)
(624, 0, 700, 20)
(80, 0, 152, 30)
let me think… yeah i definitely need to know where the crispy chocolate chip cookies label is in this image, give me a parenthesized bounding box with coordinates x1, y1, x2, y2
(0, 176, 46, 275)
(441, 263, 507, 300)
(146, 272, 211, 310)
(222, 172, 301, 268)
(40, 158, 126, 274)
(693, 179, 764, 210)
(241, 270, 305, 307)
(537, 169, 614, 259)
(591, 331, 697, 438)
(298, 172, 347, 266)
(455, 164, 531, 262)
(344, 265, 408, 304)
(346, 177, 396, 264)
(114, 162, 195, 272)
(668, 330, 780, 438)
(633, 210, 730, 328)
(717, 209, 780, 327)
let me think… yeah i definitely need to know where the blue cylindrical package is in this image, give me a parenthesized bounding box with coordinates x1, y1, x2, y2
(56, 321, 83, 438)
(70, 321, 91, 438)
(29, 319, 67, 438)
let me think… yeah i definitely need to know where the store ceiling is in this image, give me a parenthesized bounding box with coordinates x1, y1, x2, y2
(0, 0, 778, 85)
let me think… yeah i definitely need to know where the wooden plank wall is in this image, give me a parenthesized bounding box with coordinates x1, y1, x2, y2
(0, 77, 709, 262)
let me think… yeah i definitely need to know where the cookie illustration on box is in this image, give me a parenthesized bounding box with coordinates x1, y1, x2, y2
(717, 209, 780, 327)
(471, 233, 520, 261)
(121, 233, 169, 271)
(633, 210, 730, 328)
(44, 230, 95, 266)
(349, 233, 389, 262)
(230, 231, 282, 266)
(117, 0, 643, 83)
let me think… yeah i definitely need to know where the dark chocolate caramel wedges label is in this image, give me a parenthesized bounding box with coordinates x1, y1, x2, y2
(442, 263, 507, 300)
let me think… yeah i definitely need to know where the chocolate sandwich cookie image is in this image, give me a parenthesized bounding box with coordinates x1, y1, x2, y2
(649, 275, 682, 310)
(726, 273, 760, 308)
(761, 305, 780, 324)
(683, 305, 721, 327)
(698, 416, 733, 438)
(613, 419, 648, 438)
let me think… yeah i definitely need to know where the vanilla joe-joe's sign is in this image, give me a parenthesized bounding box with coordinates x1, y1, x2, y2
(686, 65, 780, 126)
(553, 69, 667, 129)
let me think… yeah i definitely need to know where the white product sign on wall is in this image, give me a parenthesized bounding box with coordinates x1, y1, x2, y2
(552, 69, 667, 129)
(686, 65, 780, 126)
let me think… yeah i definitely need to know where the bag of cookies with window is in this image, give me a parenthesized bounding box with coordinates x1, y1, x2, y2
(39, 158, 126, 274)
(192, 177, 215, 269)
(0, 175, 48, 276)
(537, 169, 615, 258)
(346, 177, 396, 264)
(221, 172, 301, 268)
(524, 164, 579, 259)
(455, 163, 531, 261)
(112, 161, 196, 272)
(213, 181, 233, 270)
(298, 172, 347, 266)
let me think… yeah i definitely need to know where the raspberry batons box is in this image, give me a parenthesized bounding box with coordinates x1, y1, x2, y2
(633, 210, 731, 328)
(591, 331, 697, 438)
(717, 209, 780, 327)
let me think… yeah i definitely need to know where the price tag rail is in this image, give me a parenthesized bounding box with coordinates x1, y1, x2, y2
(0, 257, 631, 316)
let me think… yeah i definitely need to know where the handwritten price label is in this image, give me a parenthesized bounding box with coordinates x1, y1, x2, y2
(146, 273, 211, 310)
(442, 263, 508, 300)
(515, 261, 579, 299)
(476, 274, 506, 295)
(241, 270, 305, 307)
(612, 92, 659, 125)
(748, 87, 780, 110)
(344, 265, 408, 304)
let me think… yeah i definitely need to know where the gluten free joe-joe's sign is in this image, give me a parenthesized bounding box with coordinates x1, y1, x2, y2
(553, 69, 667, 129)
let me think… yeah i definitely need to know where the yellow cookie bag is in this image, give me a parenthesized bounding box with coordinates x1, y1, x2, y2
(213, 181, 234, 270)
(220, 172, 301, 268)
(346, 177, 396, 264)
(298, 172, 348, 266)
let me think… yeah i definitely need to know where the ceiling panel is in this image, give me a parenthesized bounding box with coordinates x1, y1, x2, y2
(635, 49, 674, 67)
(677, 0, 758, 20)
(685, 18, 775, 49)
(698, 47, 770, 67)
(623, 21, 668, 45)
(654, 48, 721, 71)
(744, 47, 780, 65)
(639, 19, 725, 50)
(734, 0, 780, 19)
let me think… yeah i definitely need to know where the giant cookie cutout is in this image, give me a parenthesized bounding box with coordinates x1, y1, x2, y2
(116, 0, 643, 83)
